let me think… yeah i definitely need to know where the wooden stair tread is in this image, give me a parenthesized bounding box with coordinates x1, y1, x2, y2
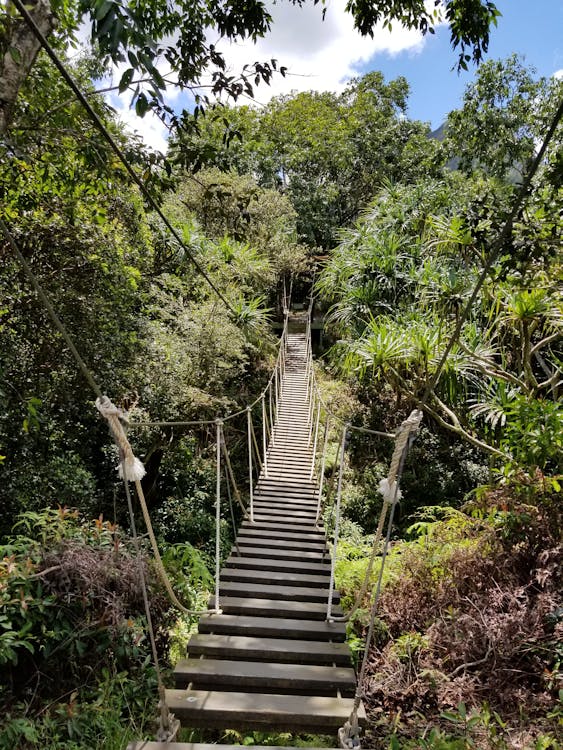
(224, 556, 330, 574)
(212, 596, 341, 620)
(219, 582, 336, 603)
(198, 614, 347, 641)
(241, 520, 325, 534)
(251, 506, 318, 518)
(231, 546, 325, 561)
(236, 535, 326, 552)
(220, 567, 333, 588)
(186, 634, 351, 665)
(164, 689, 367, 731)
(239, 525, 326, 542)
(253, 495, 318, 506)
(252, 514, 318, 526)
(174, 658, 356, 692)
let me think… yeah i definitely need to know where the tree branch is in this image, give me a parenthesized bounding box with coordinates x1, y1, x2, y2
(388, 366, 510, 459)
(531, 330, 563, 356)
(421, 397, 509, 460)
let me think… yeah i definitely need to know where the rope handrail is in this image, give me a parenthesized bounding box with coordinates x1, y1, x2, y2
(127, 310, 290, 429)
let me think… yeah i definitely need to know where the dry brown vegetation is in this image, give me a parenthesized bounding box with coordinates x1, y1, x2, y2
(356, 482, 562, 748)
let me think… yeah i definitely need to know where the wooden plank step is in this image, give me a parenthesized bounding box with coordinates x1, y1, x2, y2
(253, 496, 317, 507)
(262, 476, 314, 484)
(250, 507, 318, 520)
(174, 658, 356, 695)
(220, 567, 332, 588)
(238, 526, 326, 543)
(254, 496, 317, 507)
(255, 485, 317, 496)
(252, 514, 317, 526)
(239, 520, 325, 535)
(236, 535, 326, 553)
(212, 596, 341, 620)
(186, 633, 351, 665)
(261, 464, 313, 470)
(265, 462, 311, 467)
(254, 486, 319, 505)
(263, 468, 313, 478)
(164, 689, 366, 732)
(219, 580, 338, 603)
(260, 476, 317, 491)
(224, 556, 330, 575)
(198, 614, 346, 641)
(259, 479, 316, 488)
(252, 498, 318, 510)
(231, 545, 324, 562)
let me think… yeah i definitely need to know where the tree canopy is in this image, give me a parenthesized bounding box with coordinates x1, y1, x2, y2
(1, 0, 502, 134)
(173, 73, 444, 247)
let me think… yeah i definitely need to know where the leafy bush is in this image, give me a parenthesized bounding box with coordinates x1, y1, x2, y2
(0, 506, 207, 749)
(339, 485, 562, 749)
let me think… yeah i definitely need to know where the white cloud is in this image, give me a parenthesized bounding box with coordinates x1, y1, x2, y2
(214, 1, 428, 103)
(95, 0, 439, 150)
(108, 92, 170, 152)
(554, 69, 563, 79)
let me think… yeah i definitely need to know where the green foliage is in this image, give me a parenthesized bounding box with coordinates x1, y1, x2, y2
(173, 73, 445, 247)
(446, 55, 563, 180)
(0, 507, 182, 748)
(167, 169, 308, 279)
(347, 0, 500, 70)
(0, 505, 225, 748)
(501, 396, 563, 473)
(319, 93, 562, 473)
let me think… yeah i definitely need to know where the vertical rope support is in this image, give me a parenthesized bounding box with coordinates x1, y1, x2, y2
(274, 366, 279, 420)
(247, 407, 255, 523)
(121, 479, 173, 741)
(220, 429, 245, 515)
(307, 369, 315, 429)
(327, 423, 348, 621)
(215, 420, 222, 613)
(316, 417, 331, 524)
(280, 325, 287, 379)
(261, 394, 269, 478)
(249, 416, 263, 472)
(268, 381, 274, 443)
(310, 401, 322, 478)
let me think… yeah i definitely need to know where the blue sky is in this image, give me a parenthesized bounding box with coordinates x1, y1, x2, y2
(109, 0, 563, 150)
(364, 0, 563, 128)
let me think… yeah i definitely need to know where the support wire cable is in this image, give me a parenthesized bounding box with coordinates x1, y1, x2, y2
(9, 0, 236, 316)
(122, 478, 179, 742)
(0, 218, 103, 400)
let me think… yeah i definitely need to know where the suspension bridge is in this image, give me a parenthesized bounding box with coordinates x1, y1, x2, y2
(122, 307, 421, 750)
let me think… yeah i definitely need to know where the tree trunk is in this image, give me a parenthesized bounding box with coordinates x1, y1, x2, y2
(0, 0, 56, 134)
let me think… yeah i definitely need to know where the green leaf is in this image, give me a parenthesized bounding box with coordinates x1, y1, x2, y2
(118, 67, 135, 93)
(135, 93, 149, 117)
(94, 0, 113, 20)
(8, 46, 22, 64)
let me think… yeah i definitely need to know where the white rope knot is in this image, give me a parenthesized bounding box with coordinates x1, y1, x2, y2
(378, 409, 422, 504)
(338, 719, 362, 749)
(96, 395, 146, 482)
(155, 702, 180, 742)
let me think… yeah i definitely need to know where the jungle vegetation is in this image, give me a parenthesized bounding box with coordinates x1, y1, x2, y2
(0, 0, 561, 745)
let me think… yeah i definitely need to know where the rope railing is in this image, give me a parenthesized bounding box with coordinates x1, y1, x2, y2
(95, 306, 292, 621)
(300, 301, 425, 749)
(298, 301, 422, 626)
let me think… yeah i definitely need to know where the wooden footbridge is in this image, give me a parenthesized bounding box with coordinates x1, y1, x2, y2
(130, 327, 366, 747)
